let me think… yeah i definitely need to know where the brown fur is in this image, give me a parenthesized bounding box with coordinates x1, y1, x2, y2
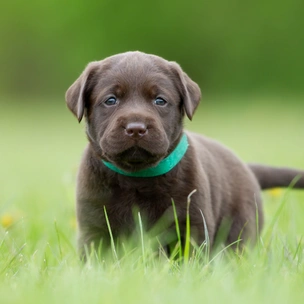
(65, 51, 304, 256)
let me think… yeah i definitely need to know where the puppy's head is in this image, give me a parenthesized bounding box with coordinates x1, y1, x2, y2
(66, 51, 201, 172)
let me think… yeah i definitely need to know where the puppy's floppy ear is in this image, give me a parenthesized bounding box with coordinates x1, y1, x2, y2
(170, 62, 201, 120)
(65, 62, 99, 122)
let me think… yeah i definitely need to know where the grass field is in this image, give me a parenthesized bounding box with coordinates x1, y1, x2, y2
(1, 96, 304, 303)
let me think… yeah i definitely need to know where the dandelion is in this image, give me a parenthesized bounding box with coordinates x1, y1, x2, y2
(268, 187, 283, 197)
(1, 213, 14, 228)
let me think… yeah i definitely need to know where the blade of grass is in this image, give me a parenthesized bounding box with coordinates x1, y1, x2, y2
(207, 239, 241, 265)
(138, 211, 146, 268)
(184, 189, 197, 264)
(0, 243, 26, 275)
(293, 236, 303, 269)
(55, 224, 77, 256)
(103, 206, 119, 264)
(171, 198, 182, 261)
(54, 220, 63, 260)
(264, 176, 301, 239)
(199, 209, 210, 262)
(0, 231, 8, 250)
(254, 195, 261, 254)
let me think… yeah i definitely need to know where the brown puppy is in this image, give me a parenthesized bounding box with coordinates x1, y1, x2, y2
(66, 51, 304, 256)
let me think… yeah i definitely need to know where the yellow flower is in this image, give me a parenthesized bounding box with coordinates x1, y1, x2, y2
(1, 214, 14, 228)
(268, 188, 283, 197)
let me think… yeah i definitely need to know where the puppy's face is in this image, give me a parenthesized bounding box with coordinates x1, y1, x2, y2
(66, 52, 201, 172)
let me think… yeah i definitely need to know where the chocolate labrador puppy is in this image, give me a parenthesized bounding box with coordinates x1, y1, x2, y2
(66, 51, 304, 256)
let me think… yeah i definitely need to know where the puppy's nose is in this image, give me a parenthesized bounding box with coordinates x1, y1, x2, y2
(125, 122, 148, 138)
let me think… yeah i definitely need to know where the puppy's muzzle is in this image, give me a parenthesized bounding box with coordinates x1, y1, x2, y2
(125, 122, 148, 138)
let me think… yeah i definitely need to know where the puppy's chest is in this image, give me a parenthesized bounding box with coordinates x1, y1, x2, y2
(101, 180, 174, 228)
(109, 186, 170, 214)
(100, 175, 200, 232)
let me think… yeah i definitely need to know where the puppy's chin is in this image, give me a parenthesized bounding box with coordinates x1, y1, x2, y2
(106, 147, 165, 172)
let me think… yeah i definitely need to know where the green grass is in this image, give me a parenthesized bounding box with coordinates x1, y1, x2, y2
(1, 96, 304, 304)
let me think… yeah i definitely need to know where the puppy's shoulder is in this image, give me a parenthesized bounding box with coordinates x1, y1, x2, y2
(185, 131, 259, 193)
(185, 130, 245, 169)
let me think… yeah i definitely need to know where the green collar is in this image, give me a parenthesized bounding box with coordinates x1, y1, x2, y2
(102, 133, 188, 177)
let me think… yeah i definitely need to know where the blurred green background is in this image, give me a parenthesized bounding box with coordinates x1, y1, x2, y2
(1, 0, 303, 217)
(1, 0, 304, 97)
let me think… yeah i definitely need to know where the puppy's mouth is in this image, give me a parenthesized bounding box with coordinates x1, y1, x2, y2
(107, 146, 164, 172)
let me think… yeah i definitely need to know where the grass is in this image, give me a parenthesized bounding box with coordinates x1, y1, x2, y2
(1, 96, 304, 303)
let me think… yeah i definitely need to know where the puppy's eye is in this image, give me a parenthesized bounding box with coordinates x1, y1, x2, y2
(154, 97, 167, 106)
(104, 97, 117, 106)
